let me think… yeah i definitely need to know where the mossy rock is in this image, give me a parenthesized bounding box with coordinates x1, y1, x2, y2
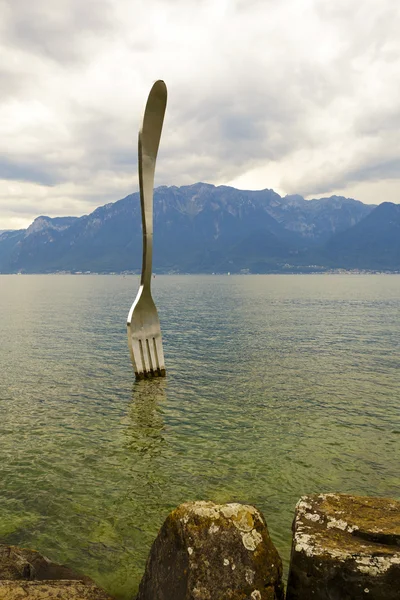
(0, 545, 114, 599)
(0, 580, 113, 599)
(286, 493, 400, 600)
(136, 500, 284, 600)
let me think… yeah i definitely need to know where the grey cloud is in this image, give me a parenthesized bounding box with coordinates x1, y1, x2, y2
(328, 155, 400, 196)
(2, 0, 115, 64)
(0, 69, 32, 99)
(316, 1, 399, 57)
(348, 158, 400, 183)
(164, 79, 306, 171)
(0, 102, 137, 192)
(0, 200, 47, 216)
(234, 0, 273, 9)
(0, 158, 57, 186)
(289, 152, 400, 199)
(292, 103, 400, 197)
(0, 188, 123, 226)
(354, 107, 400, 138)
(1, 0, 400, 229)
(0, 1, 355, 192)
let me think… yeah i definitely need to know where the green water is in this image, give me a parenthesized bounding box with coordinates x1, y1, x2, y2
(0, 274, 399, 598)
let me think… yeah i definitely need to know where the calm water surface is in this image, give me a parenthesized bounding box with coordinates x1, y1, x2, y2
(0, 275, 399, 597)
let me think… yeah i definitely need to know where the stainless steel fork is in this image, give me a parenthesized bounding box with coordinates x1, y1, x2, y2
(127, 80, 167, 379)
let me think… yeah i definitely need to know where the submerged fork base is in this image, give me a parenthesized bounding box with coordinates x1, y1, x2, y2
(128, 332, 166, 380)
(128, 331, 167, 380)
(127, 285, 166, 380)
(135, 367, 166, 380)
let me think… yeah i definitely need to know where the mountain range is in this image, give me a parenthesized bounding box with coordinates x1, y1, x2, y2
(0, 183, 399, 273)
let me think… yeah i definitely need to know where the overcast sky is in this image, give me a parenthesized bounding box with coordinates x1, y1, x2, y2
(0, 0, 399, 229)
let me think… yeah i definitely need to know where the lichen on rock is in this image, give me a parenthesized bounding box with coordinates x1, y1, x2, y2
(0, 544, 114, 599)
(136, 500, 284, 600)
(286, 493, 400, 600)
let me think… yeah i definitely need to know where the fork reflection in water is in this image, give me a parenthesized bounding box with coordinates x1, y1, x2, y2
(124, 379, 167, 458)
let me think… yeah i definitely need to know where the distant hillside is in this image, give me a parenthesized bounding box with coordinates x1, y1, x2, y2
(0, 182, 397, 273)
(323, 202, 400, 270)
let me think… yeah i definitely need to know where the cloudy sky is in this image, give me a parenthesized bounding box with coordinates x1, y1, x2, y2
(0, 0, 399, 229)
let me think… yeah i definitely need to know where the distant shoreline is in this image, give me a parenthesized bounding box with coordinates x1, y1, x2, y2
(1, 270, 399, 276)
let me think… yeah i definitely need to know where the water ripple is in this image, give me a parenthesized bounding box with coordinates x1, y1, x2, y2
(0, 274, 399, 598)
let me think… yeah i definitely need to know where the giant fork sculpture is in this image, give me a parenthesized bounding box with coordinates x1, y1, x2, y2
(127, 80, 167, 379)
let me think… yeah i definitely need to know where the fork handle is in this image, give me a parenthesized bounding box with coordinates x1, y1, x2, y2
(138, 80, 167, 290)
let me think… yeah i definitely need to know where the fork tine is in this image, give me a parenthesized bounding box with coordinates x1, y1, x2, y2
(129, 337, 144, 379)
(145, 337, 156, 376)
(139, 338, 151, 375)
(152, 337, 161, 373)
(154, 336, 166, 376)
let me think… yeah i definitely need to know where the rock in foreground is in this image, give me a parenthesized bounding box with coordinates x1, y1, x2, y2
(0, 545, 113, 599)
(0, 580, 113, 599)
(136, 500, 284, 600)
(286, 493, 400, 600)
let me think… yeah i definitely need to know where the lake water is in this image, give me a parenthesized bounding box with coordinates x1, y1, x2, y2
(0, 274, 399, 598)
